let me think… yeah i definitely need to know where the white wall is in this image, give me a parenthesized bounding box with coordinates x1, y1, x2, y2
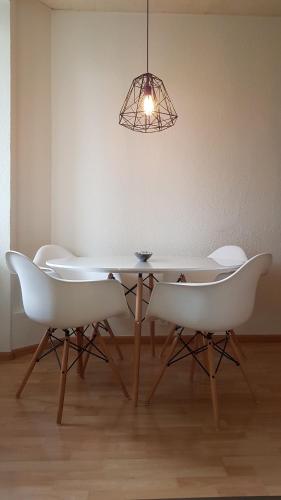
(0, 0, 12, 352)
(5, 7, 281, 348)
(11, 0, 51, 348)
(51, 12, 281, 334)
(12, 0, 51, 256)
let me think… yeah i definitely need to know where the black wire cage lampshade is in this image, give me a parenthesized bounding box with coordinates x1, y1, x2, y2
(119, 0, 178, 133)
(119, 72, 177, 133)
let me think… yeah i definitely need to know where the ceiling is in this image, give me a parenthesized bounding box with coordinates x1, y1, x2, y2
(39, 0, 281, 16)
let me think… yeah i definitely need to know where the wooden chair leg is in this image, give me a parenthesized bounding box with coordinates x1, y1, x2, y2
(103, 320, 123, 361)
(201, 332, 208, 369)
(81, 326, 97, 377)
(206, 337, 219, 429)
(76, 327, 84, 379)
(150, 320, 156, 357)
(228, 331, 256, 401)
(149, 274, 156, 357)
(147, 334, 179, 403)
(190, 333, 200, 382)
(160, 324, 177, 358)
(16, 329, 50, 398)
(96, 330, 130, 399)
(159, 276, 186, 360)
(57, 332, 70, 425)
(230, 329, 247, 360)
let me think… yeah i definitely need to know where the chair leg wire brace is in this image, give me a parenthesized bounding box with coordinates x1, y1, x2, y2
(16, 326, 130, 424)
(147, 329, 255, 428)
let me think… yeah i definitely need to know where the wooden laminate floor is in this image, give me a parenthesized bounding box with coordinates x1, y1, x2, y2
(1, 342, 281, 500)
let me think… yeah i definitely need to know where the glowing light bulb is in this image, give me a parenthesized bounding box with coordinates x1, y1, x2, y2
(144, 94, 154, 116)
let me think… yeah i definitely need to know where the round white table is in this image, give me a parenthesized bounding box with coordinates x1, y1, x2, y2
(46, 255, 241, 405)
(46, 255, 241, 274)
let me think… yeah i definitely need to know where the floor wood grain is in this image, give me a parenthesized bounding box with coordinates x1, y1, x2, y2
(1, 342, 281, 500)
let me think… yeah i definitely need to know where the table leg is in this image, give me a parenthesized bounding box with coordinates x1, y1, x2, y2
(149, 273, 156, 357)
(133, 273, 143, 406)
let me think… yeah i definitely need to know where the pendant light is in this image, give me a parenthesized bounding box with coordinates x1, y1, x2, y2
(119, 0, 178, 133)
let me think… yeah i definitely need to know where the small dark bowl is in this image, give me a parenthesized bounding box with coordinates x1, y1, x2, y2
(135, 251, 153, 262)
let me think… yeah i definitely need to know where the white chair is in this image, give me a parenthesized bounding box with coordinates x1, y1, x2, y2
(169, 245, 248, 284)
(160, 245, 248, 359)
(33, 244, 74, 274)
(6, 251, 130, 424)
(209, 244, 248, 263)
(33, 244, 116, 281)
(33, 244, 124, 360)
(146, 253, 272, 428)
(197, 245, 248, 282)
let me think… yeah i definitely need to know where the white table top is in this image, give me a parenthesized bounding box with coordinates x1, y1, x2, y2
(46, 255, 242, 274)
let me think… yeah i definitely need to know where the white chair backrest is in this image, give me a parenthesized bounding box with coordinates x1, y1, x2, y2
(33, 244, 111, 281)
(33, 244, 74, 269)
(7, 251, 57, 324)
(184, 245, 248, 283)
(201, 245, 248, 282)
(6, 251, 128, 329)
(208, 245, 248, 265)
(147, 253, 272, 332)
